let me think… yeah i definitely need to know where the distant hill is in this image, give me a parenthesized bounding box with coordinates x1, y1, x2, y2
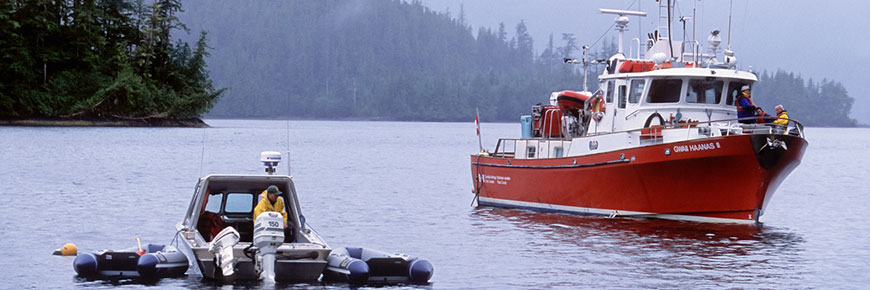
(177, 0, 855, 126)
(178, 0, 584, 121)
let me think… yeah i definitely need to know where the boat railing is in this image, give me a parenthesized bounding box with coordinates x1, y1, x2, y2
(489, 117, 803, 158)
(593, 116, 804, 138)
(492, 138, 573, 159)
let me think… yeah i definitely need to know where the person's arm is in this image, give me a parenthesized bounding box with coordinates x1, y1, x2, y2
(739, 97, 755, 111)
(253, 199, 264, 221)
(278, 198, 289, 228)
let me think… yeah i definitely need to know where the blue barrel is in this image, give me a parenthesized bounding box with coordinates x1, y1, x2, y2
(521, 115, 532, 138)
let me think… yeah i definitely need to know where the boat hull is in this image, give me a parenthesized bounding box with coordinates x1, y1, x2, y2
(471, 134, 807, 224)
(188, 243, 329, 282)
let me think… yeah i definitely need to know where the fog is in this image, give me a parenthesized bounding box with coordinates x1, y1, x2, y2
(424, 0, 869, 123)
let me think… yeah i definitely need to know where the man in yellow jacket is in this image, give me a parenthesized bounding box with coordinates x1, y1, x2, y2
(254, 185, 288, 228)
(773, 105, 789, 126)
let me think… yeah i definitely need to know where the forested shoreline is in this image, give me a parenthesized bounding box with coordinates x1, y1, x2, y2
(182, 0, 855, 127)
(0, 0, 857, 127)
(0, 0, 222, 123)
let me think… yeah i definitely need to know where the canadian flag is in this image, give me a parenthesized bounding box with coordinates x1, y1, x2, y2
(475, 110, 480, 136)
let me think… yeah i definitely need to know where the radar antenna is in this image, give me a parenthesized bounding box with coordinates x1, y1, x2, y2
(599, 8, 646, 55)
(260, 151, 281, 175)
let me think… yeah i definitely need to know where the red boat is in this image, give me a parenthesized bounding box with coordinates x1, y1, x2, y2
(470, 6, 808, 224)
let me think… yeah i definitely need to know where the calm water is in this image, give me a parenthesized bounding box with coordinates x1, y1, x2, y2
(1, 120, 868, 289)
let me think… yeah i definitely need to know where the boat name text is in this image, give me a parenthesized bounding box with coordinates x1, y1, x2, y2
(480, 174, 511, 185)
(673, 142, 721, 153)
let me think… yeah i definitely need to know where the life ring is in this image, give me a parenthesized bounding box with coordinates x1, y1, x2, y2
(643, 112, 666, 128)
(588, 96, 606, 122)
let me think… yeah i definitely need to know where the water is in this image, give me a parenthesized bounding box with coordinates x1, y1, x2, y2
(0, 120, 868, 288)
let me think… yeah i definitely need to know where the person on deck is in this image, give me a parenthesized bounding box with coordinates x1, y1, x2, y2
(254, 185, 288, 228)
(737, 85, 757, 124)
(773, 104, 790, 126)
(755, 107, 775, 124)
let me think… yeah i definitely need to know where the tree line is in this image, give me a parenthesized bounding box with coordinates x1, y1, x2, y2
(0, 0, 223, 120)
(1, 0, 855, 126)
(182, 0, 854, 126)
(179, 0, 592, 122)
(753, 70, 856, 127)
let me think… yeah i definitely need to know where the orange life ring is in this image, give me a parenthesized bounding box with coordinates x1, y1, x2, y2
(590, 96, 606, 122)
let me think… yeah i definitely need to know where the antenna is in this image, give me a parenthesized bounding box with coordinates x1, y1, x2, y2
(582, 45, 589, 92)
(599, 9, 647, 55)
(727, 0, 733, 49)
(667, 0, 674, 59)
(198, 128, 206, 177)
(692, 1, 697, 63)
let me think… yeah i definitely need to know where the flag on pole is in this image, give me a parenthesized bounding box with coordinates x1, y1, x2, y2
(475, 108, 483, 152)
(475, 111, 480, 136)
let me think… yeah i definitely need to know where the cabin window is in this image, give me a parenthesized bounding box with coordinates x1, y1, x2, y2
(618, 85, 627, 108)
(224, 193, 254, 214)
(726, 81, 750, 105)
(646, 79, 682, 103)
(203, 192, 223, 213)
(686, 79, 723, 104)
(605, 81, 615, 103)
(527, 146, 536, 158)
(629, 79, 644, 103)
(554, 147, 563, 158)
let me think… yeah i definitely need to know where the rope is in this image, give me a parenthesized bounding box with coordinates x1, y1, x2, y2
(470, 154, 482, 206)
(169, 229, 184, 248)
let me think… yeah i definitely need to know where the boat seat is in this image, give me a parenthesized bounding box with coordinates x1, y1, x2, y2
(223, 214, 254, 242)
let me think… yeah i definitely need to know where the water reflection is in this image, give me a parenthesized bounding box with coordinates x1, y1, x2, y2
(469, 207, 810, 288)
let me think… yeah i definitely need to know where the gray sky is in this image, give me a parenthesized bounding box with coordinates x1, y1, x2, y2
(423, 0, 868, 123)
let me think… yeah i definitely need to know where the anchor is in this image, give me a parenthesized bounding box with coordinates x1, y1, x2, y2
(759, 137, 788, 151)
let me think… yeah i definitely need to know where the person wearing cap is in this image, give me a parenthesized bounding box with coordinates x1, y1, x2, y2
(772, 104, 789, 126)
(736, 85, 757, 124)
(253, 185, 288, 228)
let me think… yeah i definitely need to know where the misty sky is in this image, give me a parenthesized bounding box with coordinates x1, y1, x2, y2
(423, 0, 869, 123)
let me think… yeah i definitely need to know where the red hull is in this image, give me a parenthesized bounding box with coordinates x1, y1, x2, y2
(471, 134, 807, 223)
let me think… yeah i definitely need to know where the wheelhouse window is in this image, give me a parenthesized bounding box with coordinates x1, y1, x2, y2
(526, 146, 536, 158)
(726, 81, 750, 105)
(203, 192, 223, 213)
(224, 193, 254, 213)
(618, 85, 627, 108)
(686, 79, 723, 104)
(646, 79, 682, 103)
(628, 79, 644, 103)
(605, 80, 615, 103)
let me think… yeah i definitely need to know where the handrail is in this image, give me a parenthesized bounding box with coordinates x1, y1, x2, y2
(490, 116, 804, 157)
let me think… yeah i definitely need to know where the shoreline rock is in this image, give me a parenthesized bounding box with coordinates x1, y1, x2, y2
(0, 117, 208, 127)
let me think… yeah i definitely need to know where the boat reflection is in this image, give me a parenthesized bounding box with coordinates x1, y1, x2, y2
(469, 207, 809, 287)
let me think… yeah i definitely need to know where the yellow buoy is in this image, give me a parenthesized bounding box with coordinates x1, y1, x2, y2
(60, 243, 77, 256)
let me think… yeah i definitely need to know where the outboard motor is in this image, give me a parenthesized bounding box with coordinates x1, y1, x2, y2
(208, 227, 240, 277)
(253, 212, 285, 281)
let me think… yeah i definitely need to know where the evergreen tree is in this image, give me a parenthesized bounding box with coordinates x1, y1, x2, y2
(0, 0, 223, 120)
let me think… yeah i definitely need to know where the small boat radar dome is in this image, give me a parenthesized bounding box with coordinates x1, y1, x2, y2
(260, 151, 282, 174)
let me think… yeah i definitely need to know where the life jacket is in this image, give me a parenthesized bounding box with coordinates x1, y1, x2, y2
(736, 95, 755, 113)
